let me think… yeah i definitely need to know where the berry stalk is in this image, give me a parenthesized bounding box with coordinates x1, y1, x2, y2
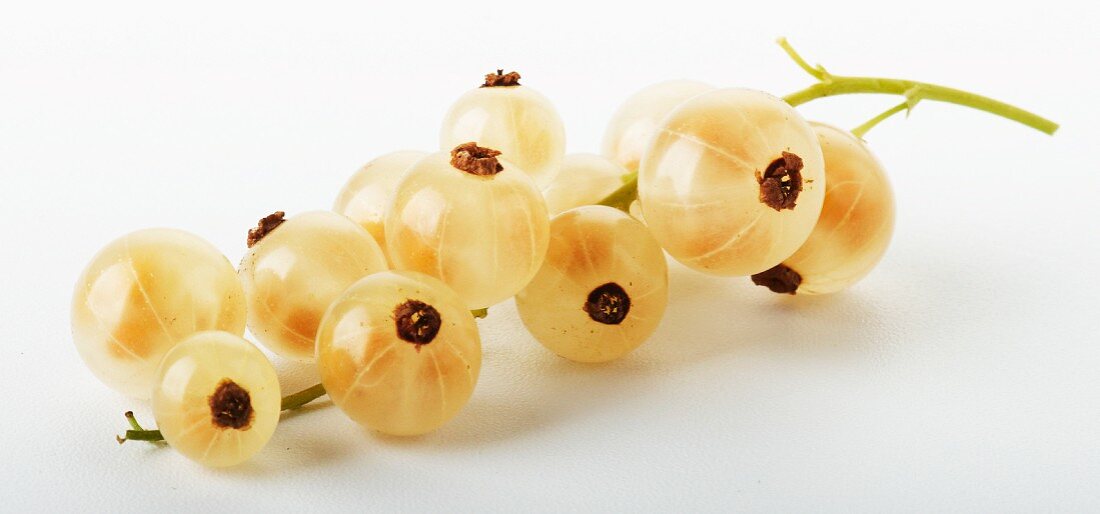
(778, 38, 1059, 135)
(597, 172, 638, 212)
(117, 383, 329, 444)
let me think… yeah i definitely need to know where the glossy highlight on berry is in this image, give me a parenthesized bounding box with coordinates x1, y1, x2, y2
(516, 206, 668, 363)
(638, 87, 826, 277)
(152, 331, 281, 467)
(71, 229, 246, 399)
(239, 210, 389, 361)
(316, 271, 482, 436)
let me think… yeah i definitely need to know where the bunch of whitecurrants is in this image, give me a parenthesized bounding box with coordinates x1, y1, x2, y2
(71, 41, 1056, 467)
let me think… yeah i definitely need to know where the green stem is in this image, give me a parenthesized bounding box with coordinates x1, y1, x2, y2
(596, 172, 638, 212)
(280, 383, 327, 411)
(470, 308, 488, 319)
(778, 38, 1058, 135)
(851, 101, 912, 138)
(118, 383, 329, 445)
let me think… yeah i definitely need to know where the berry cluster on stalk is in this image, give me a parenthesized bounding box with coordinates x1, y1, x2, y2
(70, 39, 1056, 467)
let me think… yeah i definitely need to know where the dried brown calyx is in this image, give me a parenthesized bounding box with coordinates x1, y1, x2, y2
(394, 299, 442, 346)
(450, 142, 504, 176)
(584, 282, 631, 325)
(757, 152, 804, 211)
(481, 69, 521, 87)
(247, 211, 286, 248)
(751, 264, 802, 294)
(208, 379, 254, 430)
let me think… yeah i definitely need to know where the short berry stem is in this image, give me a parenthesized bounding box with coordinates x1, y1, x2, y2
(280, 383, 327, 411)
(117, 384, 329, 445)
(596, 172, 639, 212)
(851, 101, 912, 138)
(778, 38, 1059, 135)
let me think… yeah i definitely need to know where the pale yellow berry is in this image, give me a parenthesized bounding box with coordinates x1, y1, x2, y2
(752, 122, 896, 295)
(440, 71, 566, 189)
(71, 229, 245, 399)
(516, 206, 668, 363)
(238, 211, 388, 361)
(317, 271, 481, 436)
(601, 80, 714, 173)
(639, 88, 826, 276)
(543, 153, 630, 215)
(386, 143, 550, 309)
(333, 150, 428, 258)
(153, 331, 280, 467)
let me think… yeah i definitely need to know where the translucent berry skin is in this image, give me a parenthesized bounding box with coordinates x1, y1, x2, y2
(440, 84, 566, 189)
(775, 123, 896, 294)
(638, 88, 826, 276)
(71, 229, 246, 399)
(386, 152, 550, 309)
(543, 153, 630, 215)
(239, 211, 388, 361)
(515, 206, 668, 363)
(316, 271, 482, 436)
(601, 80, 714, 173)
(153, 331, 280, 468)
(333, 150, 428, 258)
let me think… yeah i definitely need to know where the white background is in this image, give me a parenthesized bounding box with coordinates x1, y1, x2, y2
(2, 0, 1098, 511)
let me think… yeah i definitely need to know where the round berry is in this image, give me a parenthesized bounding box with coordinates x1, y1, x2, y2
(515, 206, 668, 363)
(543, 153, 630, 216)
(601, 80, 713, 173)
(238, 210, 388, 361)
(440, 70, 566, 189)
(752, 122, 895, 295)
(386, 143, 550, 309)
(152, 331, 280, 467)
(316, 271, 481, 436)
(333, 150, 428, 258)
(638, 87, 826, 276)
(71, 229, 245, 398)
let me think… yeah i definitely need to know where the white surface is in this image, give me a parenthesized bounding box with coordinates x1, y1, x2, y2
(2, 1, 1098, 512)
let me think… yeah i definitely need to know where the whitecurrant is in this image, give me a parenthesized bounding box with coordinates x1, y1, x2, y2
(638, 87, 826, 276)
(386, 143, 550, 309)
(238, 210, 388, 361)
(316, 271, 481, 436)
(601, 80, 714, 173)
(543, 153, 630, 215)
(152, 331, 280, 467)
(71, 229, 246, 399)
(515, 206, 668, 363)
(440, 70, 566, 189)
(333, 150, 428, 258)
(751, 122, 895, 295)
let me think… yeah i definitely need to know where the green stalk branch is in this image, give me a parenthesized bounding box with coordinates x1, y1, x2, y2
(117, 383, 329, 445)
(596, 172, 638, 212)
(851, 101, 913, 138)
(280, 383, 327, 411)
(778, 38, 1058, 135)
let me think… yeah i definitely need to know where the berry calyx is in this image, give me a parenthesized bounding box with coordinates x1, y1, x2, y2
(394, 299, 443, 344)
(584, 282, 631, 325)
(757, 152, 804, 211)
(247, 211, 286, 248)
(751, 264, 803, 294)
(208, 379, 254, 430)
(450, 142, 504, 176)
(482, 69, 521, 87)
